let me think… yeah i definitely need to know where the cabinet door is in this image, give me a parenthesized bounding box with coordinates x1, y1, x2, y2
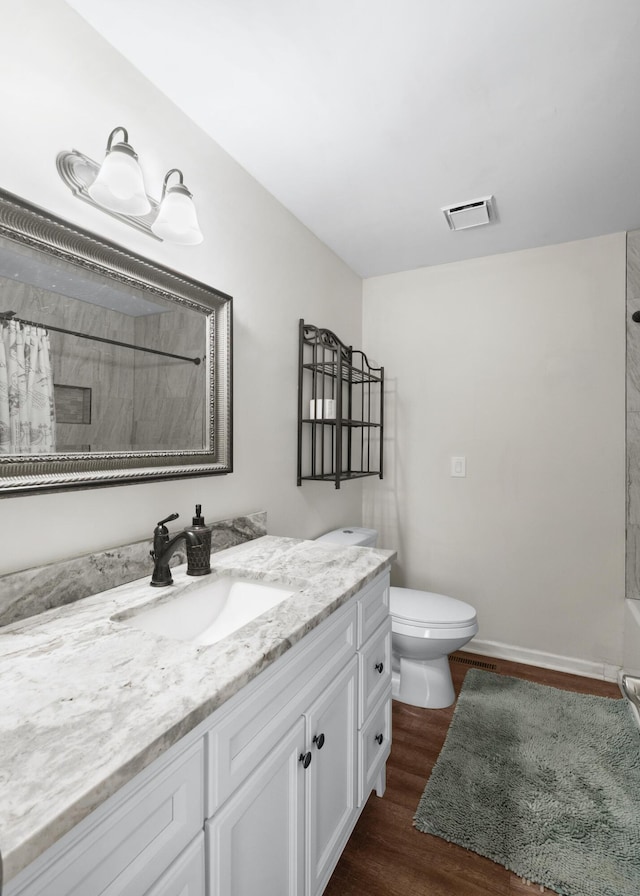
(305, 656, 358, 896)
(144, 833, 204, 896)
(205, 717, 305, 896)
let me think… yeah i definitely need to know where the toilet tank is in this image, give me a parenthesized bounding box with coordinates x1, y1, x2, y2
(315, 526, 378, 547)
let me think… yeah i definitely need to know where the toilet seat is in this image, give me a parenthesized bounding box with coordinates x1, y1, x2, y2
(392, 618, 478, 640)
(390, 586, 477, 630)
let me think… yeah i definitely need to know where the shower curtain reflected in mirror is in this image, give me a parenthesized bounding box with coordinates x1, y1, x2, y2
(0, 317, 55, 454)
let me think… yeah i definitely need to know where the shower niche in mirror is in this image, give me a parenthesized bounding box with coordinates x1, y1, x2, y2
(0, 189, 232, 494)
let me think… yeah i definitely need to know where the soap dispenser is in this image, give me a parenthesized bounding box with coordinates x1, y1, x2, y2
(186, 504, 212, 576)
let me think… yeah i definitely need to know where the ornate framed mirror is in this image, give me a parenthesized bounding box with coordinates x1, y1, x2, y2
(0, 189, 232, 494)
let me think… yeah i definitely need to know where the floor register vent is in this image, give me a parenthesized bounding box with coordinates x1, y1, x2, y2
(451, 654, 497, 671)
(442, 195, 496, 231)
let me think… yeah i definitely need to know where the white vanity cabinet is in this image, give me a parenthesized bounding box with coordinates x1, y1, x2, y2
(5, 569, 391, 896)
(204, 599, 360, 896)
(5, 740, 206, 896)
(206, 657, 358, 896)
(205, 569, 389, 896)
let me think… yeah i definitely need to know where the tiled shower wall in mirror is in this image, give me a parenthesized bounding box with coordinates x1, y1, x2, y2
(627, 230, 640, 600)
(0, 277, 204, 452)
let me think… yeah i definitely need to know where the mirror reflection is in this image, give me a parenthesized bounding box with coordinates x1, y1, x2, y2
(0, 240, 207, 455)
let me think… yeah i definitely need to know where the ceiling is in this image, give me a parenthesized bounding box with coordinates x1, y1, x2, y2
(66, 0, 640, 278)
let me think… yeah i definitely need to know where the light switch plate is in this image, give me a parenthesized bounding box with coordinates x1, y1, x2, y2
(451, 456, 466, 477)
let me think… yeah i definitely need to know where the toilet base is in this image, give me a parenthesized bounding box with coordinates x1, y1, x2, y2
(392, 655, 456, 709)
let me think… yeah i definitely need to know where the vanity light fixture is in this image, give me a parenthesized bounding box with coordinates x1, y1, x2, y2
(56, 126, 204, 245)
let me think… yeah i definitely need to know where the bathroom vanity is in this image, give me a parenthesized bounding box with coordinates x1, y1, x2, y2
(0, 536, 394, 896)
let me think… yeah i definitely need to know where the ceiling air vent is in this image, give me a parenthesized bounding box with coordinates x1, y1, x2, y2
(442, 195, 496, 231)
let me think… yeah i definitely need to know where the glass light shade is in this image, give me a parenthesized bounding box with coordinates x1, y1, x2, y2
(88, 146, 151, 215)
(151, 189, 203, 245)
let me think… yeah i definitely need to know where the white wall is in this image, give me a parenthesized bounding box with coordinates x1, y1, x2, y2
(0, 1, 363, 575)
(363, 235, 626, 669)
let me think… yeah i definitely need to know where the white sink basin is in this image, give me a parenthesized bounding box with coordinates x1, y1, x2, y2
(115, 576, 298, 646)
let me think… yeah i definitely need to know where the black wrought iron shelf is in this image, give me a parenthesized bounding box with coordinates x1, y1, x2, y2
(302, 361, 383, 384)
(297, 319, 384, 489)
(301, 418, 381, 427)
(299, 471, 382, 483)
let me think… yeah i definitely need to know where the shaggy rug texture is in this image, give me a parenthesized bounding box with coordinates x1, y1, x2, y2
(414, 669, 640, 896)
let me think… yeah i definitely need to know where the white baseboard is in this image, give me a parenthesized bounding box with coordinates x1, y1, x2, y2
(464, 637, 620, 683)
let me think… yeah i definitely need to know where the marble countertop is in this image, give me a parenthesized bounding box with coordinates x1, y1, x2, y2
(0, 535, 394, 885)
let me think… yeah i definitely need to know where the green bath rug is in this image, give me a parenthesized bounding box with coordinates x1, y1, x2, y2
(414, 669, 640, 896)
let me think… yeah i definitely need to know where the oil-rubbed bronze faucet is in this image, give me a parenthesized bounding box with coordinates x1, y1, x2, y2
(150, 512, 202, 586)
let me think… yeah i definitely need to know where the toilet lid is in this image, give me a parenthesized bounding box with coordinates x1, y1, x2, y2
(314, 527, 377, 547)
(390, 586, 476, 626)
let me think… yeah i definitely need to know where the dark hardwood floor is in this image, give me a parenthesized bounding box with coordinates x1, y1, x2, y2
(324, 651, 621, 896)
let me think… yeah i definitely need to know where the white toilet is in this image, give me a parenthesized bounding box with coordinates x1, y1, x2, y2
(315, 527, 478, 709)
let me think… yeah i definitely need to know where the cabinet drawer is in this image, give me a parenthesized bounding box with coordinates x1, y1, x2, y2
(358, 619, 392, 727)
(358, 689, 391, 806)
(357, 572, 390, 647)
(206, 603, 357, 814)
(7, 741, 204, 896)
(144, 833, 204, 896)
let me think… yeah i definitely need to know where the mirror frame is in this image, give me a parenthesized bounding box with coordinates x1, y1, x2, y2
(0, 188, 232, 495)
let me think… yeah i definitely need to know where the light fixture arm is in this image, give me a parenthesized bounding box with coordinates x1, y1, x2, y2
(161, 168, 193, 199)
(105, 126, 138, 160)
(106, 126, 128, 149)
